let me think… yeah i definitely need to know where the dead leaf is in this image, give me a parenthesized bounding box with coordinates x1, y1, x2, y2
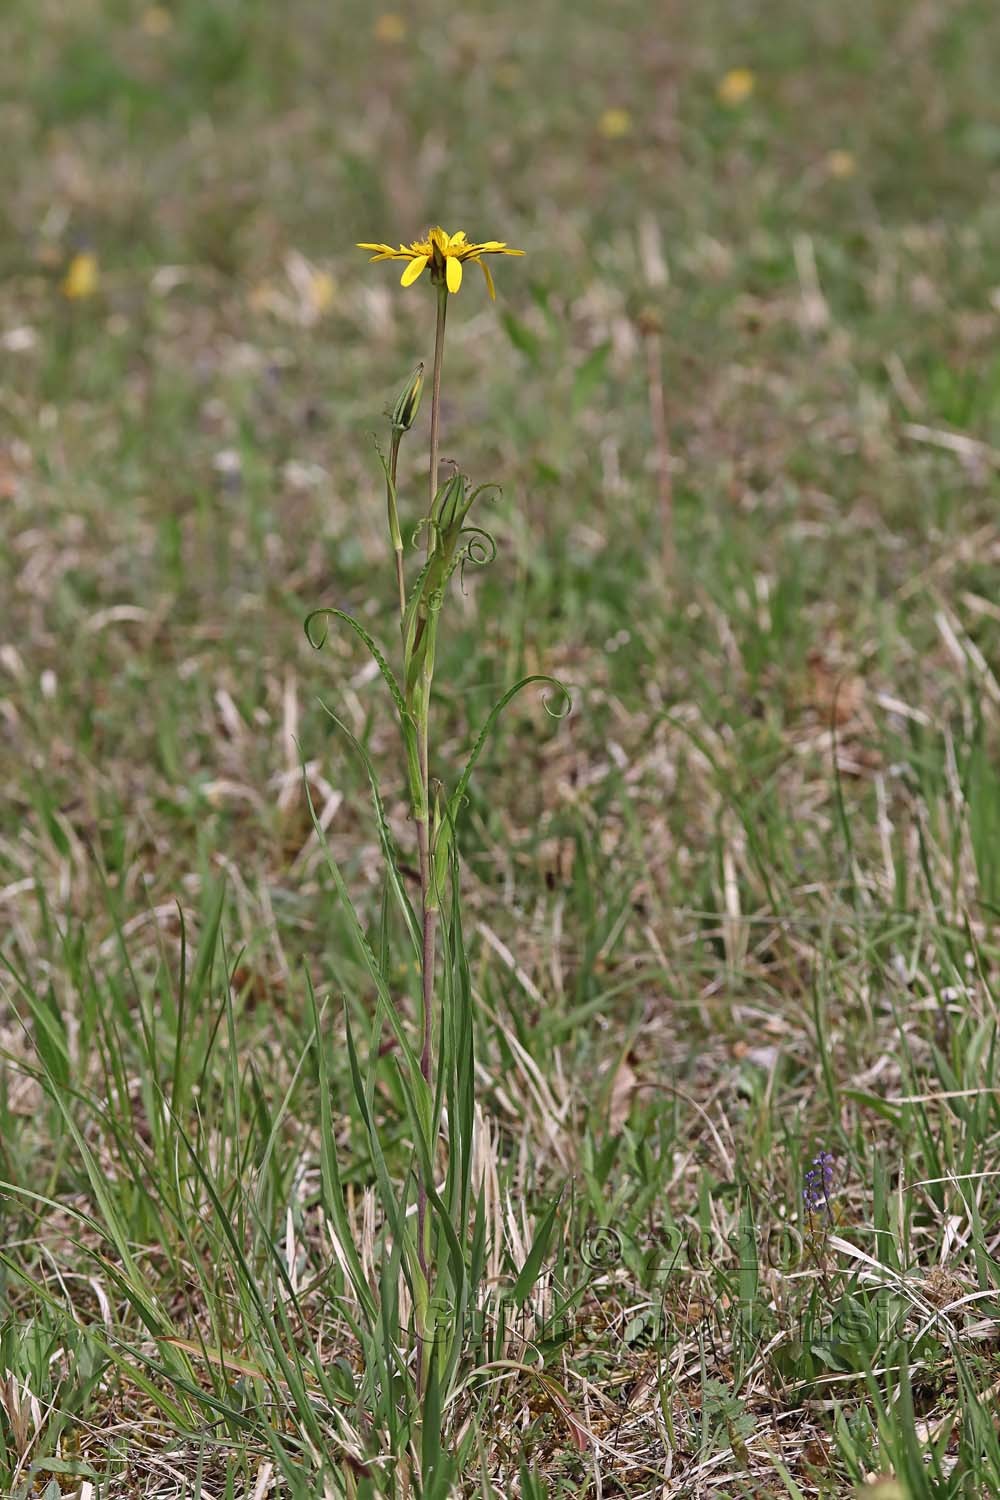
(608, 1054, 639, 1132)
(806, 648, 865, 725)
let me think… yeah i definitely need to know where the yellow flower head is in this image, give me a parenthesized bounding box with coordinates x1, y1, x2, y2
(825, 148, 856, 180)
(357, 226, 524, 298)
(374, 12, 407, 42)
(61, 251, 99, 300)
(308, 268, 335, 314)
(717, 67, 755, 107)
(141, 5, 173, 35)
(598, 107, 632, 139)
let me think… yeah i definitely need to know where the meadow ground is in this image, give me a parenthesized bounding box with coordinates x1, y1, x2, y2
(3, 1, 1000, 1495)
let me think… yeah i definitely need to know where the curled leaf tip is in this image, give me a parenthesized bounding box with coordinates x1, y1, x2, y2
(542, 681, 573, 719)
(304, 608, 334, 649)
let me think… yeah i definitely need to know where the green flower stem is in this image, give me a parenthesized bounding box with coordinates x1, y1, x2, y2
(427, 281, 448, 546)
(414, 278, 448, 1397)
(387, 430, 406, 623)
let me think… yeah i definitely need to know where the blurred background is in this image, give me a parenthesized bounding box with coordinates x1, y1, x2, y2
(6, 2, 1000, 1488)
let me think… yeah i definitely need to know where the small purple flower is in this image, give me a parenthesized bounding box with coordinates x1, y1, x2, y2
(803, 1150, 835, 1218)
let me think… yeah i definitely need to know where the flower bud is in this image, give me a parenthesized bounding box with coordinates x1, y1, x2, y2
(391, 363, 424, 432)
(431, 471, 467, 533)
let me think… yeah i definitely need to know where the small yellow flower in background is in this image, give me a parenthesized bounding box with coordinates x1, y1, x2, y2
(250, 251, 335, 325)
(308, 269, 335, 315)
(374, 12, 407, 43)
(598, 107, 632, 139)
(141, 5, 173, 35)
(717, 67, 755, 107)
(826, 148, 857, 179)
(358, 226, 524, 298)
(61, 251, 99, 300)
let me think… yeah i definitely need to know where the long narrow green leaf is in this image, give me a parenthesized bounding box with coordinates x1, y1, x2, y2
(307, 978, 377, 1323)
(344, 1011, 408, 1255)
(511, 1196, 561, 1306)
(302, 772, 421, 1076)
(433, 675, 569, 892)
(305, 607, 408, 721)
(316, 701, 421, 955)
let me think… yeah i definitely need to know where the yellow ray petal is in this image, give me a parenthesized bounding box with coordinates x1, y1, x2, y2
(449, 230, 467, 246)
(401, 254, 429, 286)
(479, 258, 496, 300)
(446, 254, 463, 293)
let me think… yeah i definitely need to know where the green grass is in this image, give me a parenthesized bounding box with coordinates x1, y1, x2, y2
(3, 0, 1000, 1494)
